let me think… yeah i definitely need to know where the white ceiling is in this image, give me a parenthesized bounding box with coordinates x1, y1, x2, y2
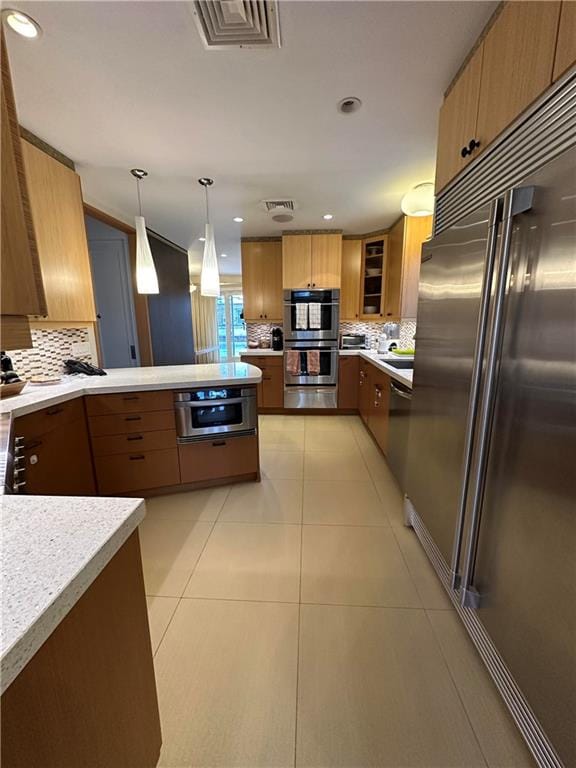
(7, 0, 496, 274)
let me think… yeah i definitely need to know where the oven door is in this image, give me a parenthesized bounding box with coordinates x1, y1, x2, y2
(284, 344, 338, 386)
(175, 392, 257, 442)
(283, 289, 339, 341)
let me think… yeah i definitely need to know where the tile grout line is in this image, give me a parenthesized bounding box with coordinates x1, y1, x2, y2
(293, 439, 305, 768)
(149, 594, 438, 611)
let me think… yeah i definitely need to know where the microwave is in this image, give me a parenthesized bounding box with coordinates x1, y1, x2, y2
(174, 387, 257, 443)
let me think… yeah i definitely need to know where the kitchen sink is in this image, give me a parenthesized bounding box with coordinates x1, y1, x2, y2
(380, 358, 414, 369)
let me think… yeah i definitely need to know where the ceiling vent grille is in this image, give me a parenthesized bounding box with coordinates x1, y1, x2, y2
(263, 200, 294, 212)
(191, 0, 281, 49)
(261, 199, 297, 222)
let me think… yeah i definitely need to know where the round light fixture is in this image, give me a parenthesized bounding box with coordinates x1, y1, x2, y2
(323, 214, 334, 221)
(401, 182, 435, 217)
(2, 9, 42, 38)
(233, 217, 244, 223)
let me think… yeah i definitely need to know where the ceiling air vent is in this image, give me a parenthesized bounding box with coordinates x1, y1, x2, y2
(261, 199, 296, 223)
(191, 0, 281, 50)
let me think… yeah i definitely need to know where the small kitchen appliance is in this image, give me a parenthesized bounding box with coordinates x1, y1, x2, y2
(271, 327, 283, 351)
(174, 386, 257, 442)
(340, 333, 366, 350)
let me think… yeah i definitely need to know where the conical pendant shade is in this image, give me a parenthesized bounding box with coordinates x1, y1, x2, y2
(135, 215, 159, 294)
(200, 223, 220, 297)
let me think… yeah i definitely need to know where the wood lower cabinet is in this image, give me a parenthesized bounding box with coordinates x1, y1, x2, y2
(241, 355, 284, 410)
(241, 240, 283, 321)
(86, 390, 173, 416)
(358, 359, 372, 425)
(340, 239, 362, 320)
(179, 434, 259, 484)
(15, 398, 95, 496)
(338, 356, 359, 409)
(1, 532, 161, 768)
(94, 448, 180, 495)
(368, 369, 391, 454)
(554, 0, 576, 80)
(88, 410, 175, 438)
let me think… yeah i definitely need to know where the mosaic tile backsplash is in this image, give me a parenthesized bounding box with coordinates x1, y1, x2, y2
(246, 320, 417, 349)
(5, 328, 95, 379)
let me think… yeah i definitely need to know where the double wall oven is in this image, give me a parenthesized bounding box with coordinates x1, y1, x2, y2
(283, 289, 339, 409)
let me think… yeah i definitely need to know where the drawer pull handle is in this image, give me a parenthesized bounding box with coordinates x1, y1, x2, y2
(125, 416, 142, 422)
(123, 396, 140, 401)
(212, 441, 226, 447)
(129, 455, 145, 461)
(46, 408, 63, 416)
(127, 435, 144, 441)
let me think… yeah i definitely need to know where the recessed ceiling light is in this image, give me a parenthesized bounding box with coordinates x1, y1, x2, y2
(2, 9, 42, 38)
(220, 253, 228, 258)
(337, 97, 362, 115)
(198, 236, 206, 242)
(323, 214, 334, 220)
(233, 217, 244, 223)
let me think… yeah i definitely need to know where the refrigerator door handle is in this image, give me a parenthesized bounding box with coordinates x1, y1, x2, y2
(449, 198, 503, 590)
(460, 186, 534, 609)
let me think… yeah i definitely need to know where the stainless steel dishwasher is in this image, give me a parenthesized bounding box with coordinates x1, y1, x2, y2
(386, 379, 412, 491)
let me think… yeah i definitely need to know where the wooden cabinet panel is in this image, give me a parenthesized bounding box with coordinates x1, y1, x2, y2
(1, 533, 161, 768)
(16, 397, 85, 440)
(476, 2, 561, 152)
(261, 365, 284, 408)
(91, 429, 177, 457)
(1, 30, 46, 324)
(282, 234, 312, 289)
(360, 236, 387, 320)
(554, 1, 576, 80)
(22, 140, 97, 322)
(311, 234, 342, 288)
(88, 410, 175, 437)
(435, 44, 484, 193)
(86, 390, 173, 416)
(94, 448, 179, 495)
(368, 368, 391, 454)
(358, 359, 372, 425)
(384, 219, 404, 320)
(261, 241, 283, 320)
(338, 356, 359, 409)
(179, 434, 258, 484)
(241, 242, 264, 321)
(241, 241, 282, 321)
(340, 240, 362, 320)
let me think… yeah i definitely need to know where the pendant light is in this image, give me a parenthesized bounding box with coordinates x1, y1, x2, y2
(198, 177, 220, 297)
(401, 181, 435, 217)
(187, 248, 197, 293)
(131, 169, 159, 294)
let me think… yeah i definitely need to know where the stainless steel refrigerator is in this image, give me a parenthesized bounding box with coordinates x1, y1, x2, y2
(405, 145, 575, 768)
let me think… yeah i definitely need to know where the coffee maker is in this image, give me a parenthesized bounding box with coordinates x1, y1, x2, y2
(271, 327, 284, 351)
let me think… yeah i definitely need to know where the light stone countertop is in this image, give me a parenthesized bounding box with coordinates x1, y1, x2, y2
(1, 363, 263, 420)
(0, 495, 146, 694)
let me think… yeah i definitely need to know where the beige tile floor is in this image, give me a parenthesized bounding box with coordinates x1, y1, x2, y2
(140, 414, 534, 768)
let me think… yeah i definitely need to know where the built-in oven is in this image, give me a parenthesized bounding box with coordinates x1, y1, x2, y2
(174, 386, 257, 443)
(284, 340, 339, 409)
(283, 289, 339, 341)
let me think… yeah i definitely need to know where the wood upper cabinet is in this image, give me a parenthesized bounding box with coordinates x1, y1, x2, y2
(340, 239, 362, 320)
(553, 1, 576, 81)
(476, 2, 561, 152)
(385, 215, 432, 320)
(241, 240, 282, 321)
(435, 44, 484, 193)
(22, 140, 97, 322)
(282, 233, 342, 289)
(1, 29, 46, 347)
(359, 235, 388, 320)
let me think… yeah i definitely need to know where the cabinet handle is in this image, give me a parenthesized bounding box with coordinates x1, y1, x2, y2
(127, 435, 144, 441)
(386, 312, 392, 316)
(46, 407, 63, 416)
(312, 283, 316, 287)
(461, 138, 481, 158)
(122, 395, 140, 401)
(125, 416, 142, 421)
(264, 314, 267, 319)
(129, 455, 145, 461)
(263, 377, 272, 381)
(212, 440, 226, 447)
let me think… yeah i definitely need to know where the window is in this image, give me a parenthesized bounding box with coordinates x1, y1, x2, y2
(216, 294, 246, 361)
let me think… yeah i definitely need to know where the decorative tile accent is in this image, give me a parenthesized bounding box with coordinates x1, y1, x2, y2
(246, 320, 417, 350)
(5, 328, 94, 379)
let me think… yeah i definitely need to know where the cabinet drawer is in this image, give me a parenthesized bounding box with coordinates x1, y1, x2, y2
(86, 390, 174, 416)
(91, 429, 177, 457)
(16, 397, 85, 441)
(94, 448, 180, 495)
(88, 410, 175, 437)
(179, 435, 258, 484)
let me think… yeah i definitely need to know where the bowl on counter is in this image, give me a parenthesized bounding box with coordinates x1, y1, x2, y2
(0, 380, 27, 398)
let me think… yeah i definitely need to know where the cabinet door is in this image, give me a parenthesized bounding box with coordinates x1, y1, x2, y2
(553, 1, 576, 81)
(23, 141, 97, 322)
(241, 242, 264, 320)
(384, 218, 404, 320)
(261, 241, 283, 320)
(338, 356, 359, 409)
(311, 234, 342, 288)
(368, 370, 391, 453)
(1, 30, 46, 320)
(282, 235, 312, 289)
(400, 215, 433, 319)
(358, 360, 372, 425)
(262, 365, 284, 408)
(476, 2, 561, 152)
(340, 240, 362, 320)
(179, 435, 258, 483)
(435, 44, 484, 193)
(360, 236, 387, 320)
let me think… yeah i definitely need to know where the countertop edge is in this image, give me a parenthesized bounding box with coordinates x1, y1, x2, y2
(1, 498, 146, 695)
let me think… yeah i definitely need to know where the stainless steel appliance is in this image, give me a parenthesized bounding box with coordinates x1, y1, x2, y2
(283, 340, 338, 409)
(174, 386, 257, 442)
(271, 326, 283, 351)
(386, 379, 412, 490)
(340, 333, 366, 349)
(283, 288, 339, 341)
(405, 145, 576, 768)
